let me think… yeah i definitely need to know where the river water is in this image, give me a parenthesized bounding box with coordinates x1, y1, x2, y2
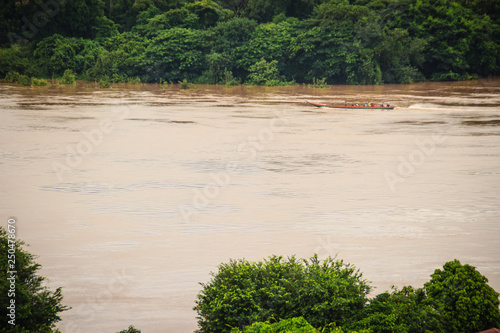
(1, 79, 499, 332)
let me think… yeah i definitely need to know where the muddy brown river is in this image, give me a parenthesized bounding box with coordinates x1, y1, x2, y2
(1, 79, 499, 332)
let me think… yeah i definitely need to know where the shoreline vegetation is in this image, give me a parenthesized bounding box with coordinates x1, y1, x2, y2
(1, 0, 498, 87)
(1, 227, 500, 333)
(2, 73, 497, 90)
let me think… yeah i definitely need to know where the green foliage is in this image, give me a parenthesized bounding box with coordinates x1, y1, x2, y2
(1, 0, 498, 84)
(128, 76, 142, 84)
(61, 69, 76, 84)
(185, 0, 232, 28)
(424, 259, 500, 333)
(142, 28, 212, 82)
(0, 46, 33, 78)
(5, 71, 32, 86)
(230, 317, 319, 333)
(179, 78, 194, 89)
(117, 325, 141, 333)
(223, 70, 241, 86)
(99, 77, 111, 88)
(352, 286, 442, 332)
(0, 227, 68, 332)
(194, 255, 371, 332)
(235, 21, 294, 80)
(31, 77, 50, 86)
(310, 77, 330, 88)
(202, 52, 233, 83)
(247, 58, 286, 86)
(5, 71, 21, 84)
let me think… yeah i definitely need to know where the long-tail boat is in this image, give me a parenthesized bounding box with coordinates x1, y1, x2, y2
(307, 101, 395, 110)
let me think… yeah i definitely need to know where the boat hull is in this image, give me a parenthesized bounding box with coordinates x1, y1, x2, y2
(307, 101, 394, 110)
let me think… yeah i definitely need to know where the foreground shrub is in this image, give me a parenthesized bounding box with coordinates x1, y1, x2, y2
(117, 325, 141, 333)
(424, 259, 500, 333)
(353, 286, 442, 332)
(0, 227, 68, 331)
(230, 317, 318, 333)
(194, 255, 370, 332)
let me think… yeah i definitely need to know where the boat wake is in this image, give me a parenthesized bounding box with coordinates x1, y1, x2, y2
(407, 103, 445, 110)
(407, 103, 498, 112)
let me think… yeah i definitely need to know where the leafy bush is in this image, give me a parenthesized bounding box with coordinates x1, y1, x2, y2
(179, 78, 193, 89)
(128, 77, 141, 84)
(223, 70, 241, 86)
(0, 47, 33, 78)
(246, 58, 283, 86)
(194, 255, 370, 332)
(424, 259, 500, 333)
(31, 77, 50, 86)
(5, 71, 31, 86)
(117, 325, 141, 333)
(0, 227, 68, 331)
(5, 71, 21, 83)
(310, 77, 330, 88)
(230, 317, 318, 333)
(60, 69, 76, 84)
(353, 286, 442, 332)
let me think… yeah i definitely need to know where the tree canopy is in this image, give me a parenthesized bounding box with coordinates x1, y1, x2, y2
(0, 0, 498, 85)
(0, 227, 68, 332)
(194, 255, 500, 333)
(194, 255, 371, 332)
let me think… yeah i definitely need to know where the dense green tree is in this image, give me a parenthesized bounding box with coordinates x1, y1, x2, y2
(134, 8, 200, 37)
(352, 286, 442, 332)
(47, 0, 108, 39)
(0, 227, 68, 332)
(424, 259, 500, 333)
(212, 17, 258, 53)
(230, 317, 319, 333)
(194, 255, 370, 333)
(247, 58, 285, 85)
(201, 52, 235, 83)
(99, 32, 147, 80)
(241, 0, 325, 22)
(33, 34, 103, 78)
(381, 0, 499, 80)
(209, 17, 257, 79)
(142, 28, 213, 82)
(0, 45, 34, 77)
(289, 21, 356, 83)
(185, 0, 233, 28)
(235, 21, 294, 80)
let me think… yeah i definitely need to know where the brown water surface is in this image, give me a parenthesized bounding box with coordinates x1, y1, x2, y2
(1, 79, 499, 332)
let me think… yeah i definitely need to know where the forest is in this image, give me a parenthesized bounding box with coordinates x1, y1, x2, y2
(0, 0, 499, 86)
